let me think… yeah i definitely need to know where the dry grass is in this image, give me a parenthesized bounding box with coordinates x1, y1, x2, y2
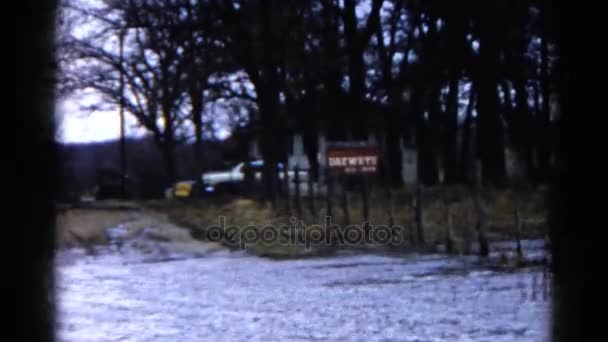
(383, 186, 547, 243)
(127, 210, 203, 242)
(55, 209, 135, 249)
(160, 197, 322, 258)
(159, 186, 548, 258)
(55, 206, 226, 255)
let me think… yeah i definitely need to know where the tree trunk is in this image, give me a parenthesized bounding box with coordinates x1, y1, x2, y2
(161, 141, 176, 186)
(460, 88, 476, 183)
(257, 1, 283, 203)
(416, 20, 441, 186)
(426, 82, 443, 185)
(513, 78, 535, 179)
(321, 0, 347, 140)
(415, 88, 438, 186)
(475, 6, 507, 187)
(161, 101, 176, 186)
(258, 89, 281, 204)
(348, 52, 367, 139)
(538, 34, 552, 182)
(444, 7, 467, 184)
(444, 76, 460, 184)
(343, 0, 368, 139)
(386, 117, 403, 186)
(190, 89, 204, 173)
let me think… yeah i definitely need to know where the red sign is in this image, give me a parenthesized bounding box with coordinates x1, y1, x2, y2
(326, 143, 380, 175)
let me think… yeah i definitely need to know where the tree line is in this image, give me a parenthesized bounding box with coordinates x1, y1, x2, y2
(58, 0, 560, 197)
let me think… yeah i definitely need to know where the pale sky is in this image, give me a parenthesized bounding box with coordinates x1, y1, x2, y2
(56, 93, 233, 144)
(57, 0, 236, 144)
(56, 93, 148, 143)
(56, 0, 144, 144)
(54, 0, 404, 144)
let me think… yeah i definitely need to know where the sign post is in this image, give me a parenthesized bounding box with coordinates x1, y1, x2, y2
(326, 142, 380, 244)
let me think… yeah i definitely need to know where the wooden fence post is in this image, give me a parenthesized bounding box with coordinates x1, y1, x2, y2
(381, 134, 394, 229)
(514, 206, 523, 260)
(307, 172, 316, 216)
(341, 178, 351, 226)
(474, 159, 489, 257)
(294, 165, 302, 218)
(415, 184, 425, 245)
(362, 175, 371, 243)
(283, 162, 291, 214)
(445, 201, 455, 254)
(326, 169, 334, 219)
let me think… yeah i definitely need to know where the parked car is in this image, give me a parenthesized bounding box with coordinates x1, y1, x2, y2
(201, 160, 311, 195)
(165, 179, 209, 199)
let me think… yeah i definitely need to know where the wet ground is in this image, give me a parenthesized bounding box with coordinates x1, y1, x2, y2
(55, 224, 551, 342)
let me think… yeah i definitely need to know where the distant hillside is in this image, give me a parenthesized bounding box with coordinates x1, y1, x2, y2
(58, 137, 225, 199)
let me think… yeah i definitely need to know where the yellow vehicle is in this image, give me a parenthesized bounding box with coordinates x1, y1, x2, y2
(172, 180, 198, 198)
(174, 182, 192, 198)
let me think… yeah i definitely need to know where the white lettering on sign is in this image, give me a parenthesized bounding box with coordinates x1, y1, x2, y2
(326, 144, 380, 174)
(328, 156, 378, 167)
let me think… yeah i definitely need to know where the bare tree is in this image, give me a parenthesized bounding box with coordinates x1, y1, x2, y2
(61, 0, 195, 184)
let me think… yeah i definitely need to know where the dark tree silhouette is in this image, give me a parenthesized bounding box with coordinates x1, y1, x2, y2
(59, 0, 562, 189)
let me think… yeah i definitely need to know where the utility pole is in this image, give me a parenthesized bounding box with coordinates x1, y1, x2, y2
(119, 29, 127, 199)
